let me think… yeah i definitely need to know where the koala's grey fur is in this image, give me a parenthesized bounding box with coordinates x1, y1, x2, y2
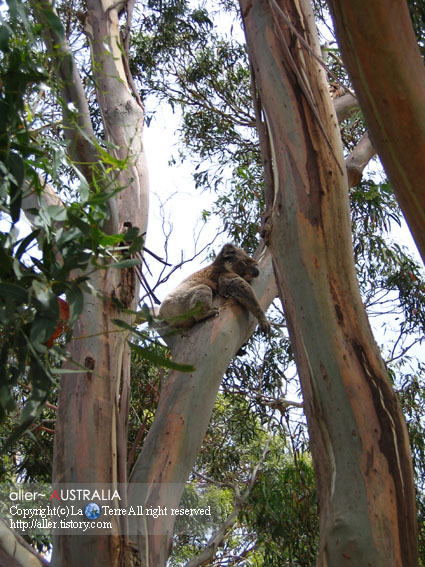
(159, 243, 270, 334)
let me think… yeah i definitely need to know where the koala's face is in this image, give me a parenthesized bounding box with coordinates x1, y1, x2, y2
(220, 244, 260, 281)
(240, 262, 260, 281)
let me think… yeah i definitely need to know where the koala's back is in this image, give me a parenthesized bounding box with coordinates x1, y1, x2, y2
(158, 265, 221, 324)
(179, 264, 222, 292)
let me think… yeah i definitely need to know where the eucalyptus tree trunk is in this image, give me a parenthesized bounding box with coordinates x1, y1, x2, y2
(240, 0, 418, 565)
(31, 1, 149, 565)
(327, 0, 425, 265)
(128, 245, 277, 567)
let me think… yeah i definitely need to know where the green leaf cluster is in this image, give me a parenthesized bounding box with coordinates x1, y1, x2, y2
(0, 0, 142, 449)
(244, 456, 318, 567)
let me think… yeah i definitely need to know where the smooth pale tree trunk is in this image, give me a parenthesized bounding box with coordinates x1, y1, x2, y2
(327, 0, 425, 265)
(31, 1, 149, 565)
(128, 245, 277, 567)
(240, 0, 418, 565)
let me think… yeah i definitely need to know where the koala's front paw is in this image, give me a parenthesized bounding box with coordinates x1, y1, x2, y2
(259, 318, 271, 334)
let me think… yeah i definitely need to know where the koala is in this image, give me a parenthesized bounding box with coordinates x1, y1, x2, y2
(159, 244, 270, 334)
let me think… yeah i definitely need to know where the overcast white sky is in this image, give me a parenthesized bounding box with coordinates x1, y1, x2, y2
(143, 103, 224, 300)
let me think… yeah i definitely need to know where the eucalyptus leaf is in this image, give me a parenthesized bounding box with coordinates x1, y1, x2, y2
(31, 280, 55, 309)
(47, 204, 67, 221)
(129, 341, 195, 372)
(0, 282, 28, 302)
(99, 233, 125, 247)
(67, 286, 83, 325)
(110, 258, 140, 269)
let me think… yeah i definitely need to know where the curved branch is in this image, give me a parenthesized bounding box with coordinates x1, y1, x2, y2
(328, 0, 425, 265)
(345, 131, 376, 187)
(128, 246, 277, 566)
(0, 521, 48, 567)
(29, 0, 120, 233)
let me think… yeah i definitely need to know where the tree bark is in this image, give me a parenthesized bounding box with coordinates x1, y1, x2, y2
(240, 0, 418, 565)
(128, 245, 277, 567)
(327, 0, 425, 265)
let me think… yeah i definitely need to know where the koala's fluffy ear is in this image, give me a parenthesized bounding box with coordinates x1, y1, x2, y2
(221, 244, 237, 259)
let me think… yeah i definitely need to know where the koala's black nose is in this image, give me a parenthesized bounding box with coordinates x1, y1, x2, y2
(251, 266, 259, 278)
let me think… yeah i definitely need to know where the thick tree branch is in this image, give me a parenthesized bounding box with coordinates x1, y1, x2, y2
(345, 131, 376, 188)
(0, 521, 49, 567)
(241, 0, 418, 563)
(29, 0, 120, 233)
(85, 0, 148, 233)
(128, 245, 277, 567)
(41, 1, 149, 566)
(333, 92, 358, 122)
(30, 0, 98, 174)
(333, 97, 376, 187)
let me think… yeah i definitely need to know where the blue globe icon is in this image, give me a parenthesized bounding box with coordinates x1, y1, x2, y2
(84, 502, 101, 520)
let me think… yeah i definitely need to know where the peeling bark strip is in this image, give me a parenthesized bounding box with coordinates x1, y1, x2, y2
(240, 0, 418, 565)
(351, 340, 417, 560)
(118, 267, 136, 307)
